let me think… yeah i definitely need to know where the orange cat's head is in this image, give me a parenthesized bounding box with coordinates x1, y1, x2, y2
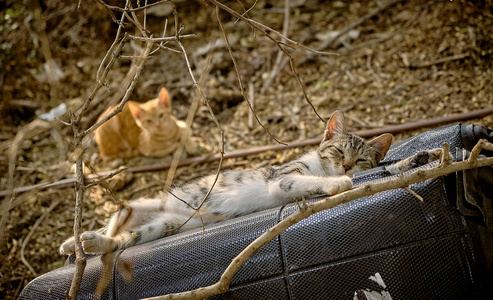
(128, 88, 173, 134)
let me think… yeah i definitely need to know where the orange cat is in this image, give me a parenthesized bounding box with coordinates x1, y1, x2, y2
(94, 88, 197, 161)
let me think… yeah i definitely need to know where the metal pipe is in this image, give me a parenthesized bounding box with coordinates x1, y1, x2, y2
(2, 107, 493, 197)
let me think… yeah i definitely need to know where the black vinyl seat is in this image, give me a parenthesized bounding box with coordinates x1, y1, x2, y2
(20, 123, 493, 299)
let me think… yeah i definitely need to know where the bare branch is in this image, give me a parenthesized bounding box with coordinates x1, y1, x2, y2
(164, 26, 225, 217)
(20, 200, 62, 277)
(127, 34, 197, 42)
(216, 7, 286, 144)
(85, 167, 128, 189)
(260, 0, 290, 95)
(81, 40, 154, 137)
(208, 0, 336, 56)
(288, 58, 324, 121)
(212, 0, 325, 122)
(316, 0, 403, 51)
(67, 139, 87, 300)
(404, 187, 423, 202)
(76, 0, 130, 125)
(97, 0, 171, 13)
(67, 35, 154, 300)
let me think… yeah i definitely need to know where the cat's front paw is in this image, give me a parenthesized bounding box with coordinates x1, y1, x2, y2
(324, 176, 353, 195)
(386, 148, 444, 175)
(59, 237, 76, 255)
(80, 231, 109, 253)
(410, 148, 443, 167)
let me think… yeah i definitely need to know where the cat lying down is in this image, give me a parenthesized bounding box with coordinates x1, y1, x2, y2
(60, 110, 441, 255)
(94, 87, 197, 161)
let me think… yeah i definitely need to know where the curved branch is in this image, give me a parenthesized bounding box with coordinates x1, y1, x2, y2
(210, 0, 327, 122)
(216, 7, 286, 145)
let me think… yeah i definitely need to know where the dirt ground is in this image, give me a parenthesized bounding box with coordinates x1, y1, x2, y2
(1, 0, 492, 298)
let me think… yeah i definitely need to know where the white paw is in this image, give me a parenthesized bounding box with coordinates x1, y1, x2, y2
(59, 237, 76, 255)
(324, 176, 353, 195)
(80, 231, 101, 253)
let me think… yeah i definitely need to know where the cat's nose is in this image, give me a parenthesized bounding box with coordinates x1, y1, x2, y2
(343, 164, 352, 172)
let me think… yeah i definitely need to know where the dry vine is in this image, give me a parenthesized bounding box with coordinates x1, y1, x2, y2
(143, 140, 493, 300)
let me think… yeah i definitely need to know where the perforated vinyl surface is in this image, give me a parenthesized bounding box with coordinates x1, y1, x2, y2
(19, 250, 115, 300)
(20, 124, 491, 299)
(114, 208, 282, 299)
(280, 171, 466, 272)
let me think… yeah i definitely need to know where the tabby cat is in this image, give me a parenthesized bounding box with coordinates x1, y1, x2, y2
(60, 110, 441, 255)
(94, 87, 197, 161)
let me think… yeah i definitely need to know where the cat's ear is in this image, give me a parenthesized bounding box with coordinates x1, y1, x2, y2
(128, 102, 142, 119)
(323, 110, 347, 142)
(368, 133, 393, 162)
(158, 88, 171, 109)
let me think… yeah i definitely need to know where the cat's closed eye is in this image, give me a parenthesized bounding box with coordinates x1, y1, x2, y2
(329, 146, 344, 156)
(355, 158, 372, 168)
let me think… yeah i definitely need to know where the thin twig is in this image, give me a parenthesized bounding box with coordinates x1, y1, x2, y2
(234, 0, 258, 24)
(260, 0, 290, 95)
(97, 0, 171, 13)
(404, 187, 423, 202)
(216, 7, 286, 145)
(96, 8, 126, 83)
(77, 2, 129, 124)
(409, 53, 470, 69)
(166, 27, 225, 229)
(85, 167, 128, 189)
(127, 34, 197, 42)
(20, 200, 62, 276)
(211, 0, 325, 122)
(319, 0, 403, 51)
(247, 81, 255, 129)
(82, 40, 154, 136)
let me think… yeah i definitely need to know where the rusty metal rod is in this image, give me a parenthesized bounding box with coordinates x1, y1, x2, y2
(2, 107, 493, 197)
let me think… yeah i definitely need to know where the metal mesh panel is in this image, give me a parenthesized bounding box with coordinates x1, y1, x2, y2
(113, 207, 282, 299)
(19, 250, 116, 300)
(211, 276, 289, 300)
(280, 171, 466, 273)
(288, 234, 482, 300)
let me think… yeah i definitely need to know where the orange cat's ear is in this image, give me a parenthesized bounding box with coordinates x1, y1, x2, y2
(158, 88, 170, 108)
(368, 133, 393, 162)
(323, 110, 346, 141)
(128, 102, 142, 119)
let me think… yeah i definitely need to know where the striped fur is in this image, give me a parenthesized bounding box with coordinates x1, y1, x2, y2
(60, 111, 439, 255)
